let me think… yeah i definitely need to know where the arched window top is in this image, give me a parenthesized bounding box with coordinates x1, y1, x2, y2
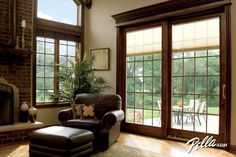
(37, 0, 78, 25)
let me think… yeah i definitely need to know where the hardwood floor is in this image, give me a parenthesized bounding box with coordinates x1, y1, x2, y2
(0, 132, 235, 157)
(117, 132, 236, 157)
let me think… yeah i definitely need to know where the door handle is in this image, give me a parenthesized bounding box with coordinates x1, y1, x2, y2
(223, 84, 226, 99)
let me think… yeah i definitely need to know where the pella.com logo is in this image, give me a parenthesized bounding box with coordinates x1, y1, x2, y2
(186, 136, 227, 153)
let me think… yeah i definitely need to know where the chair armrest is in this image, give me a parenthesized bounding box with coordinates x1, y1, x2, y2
(101, 110, 124, 130)
(58, 108, 73, 125)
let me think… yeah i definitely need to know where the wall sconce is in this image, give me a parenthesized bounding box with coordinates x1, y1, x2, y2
(73, 0, 92, 9)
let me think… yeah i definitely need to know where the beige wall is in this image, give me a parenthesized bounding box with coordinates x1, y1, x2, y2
(84, 0, 236, 145)
(37, 107, 68, 126)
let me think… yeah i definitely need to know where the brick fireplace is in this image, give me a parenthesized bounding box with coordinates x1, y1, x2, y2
(0, 0, 35, 111)
(0, 0, 44, 144)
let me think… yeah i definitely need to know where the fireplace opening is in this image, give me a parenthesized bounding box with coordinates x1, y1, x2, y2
(0, 83, 14, 125)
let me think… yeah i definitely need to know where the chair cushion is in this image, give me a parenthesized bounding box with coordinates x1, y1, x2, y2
(66, 119, 101, 133)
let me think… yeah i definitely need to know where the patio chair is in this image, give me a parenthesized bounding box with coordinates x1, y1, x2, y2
(186, 101, 206, 125)
(196, 101, 206, 125)
(185, 99, 201, 124)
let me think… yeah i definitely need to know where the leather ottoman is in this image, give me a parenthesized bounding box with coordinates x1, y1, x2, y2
(28, 126, 94, 157)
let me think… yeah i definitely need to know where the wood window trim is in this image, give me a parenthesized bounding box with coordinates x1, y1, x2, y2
(112, 0, 231, 150)
(112, 0, 231, 27)
(37, 18, 81, 38)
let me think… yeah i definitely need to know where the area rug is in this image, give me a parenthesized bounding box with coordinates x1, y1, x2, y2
(0, 143, 164, 157)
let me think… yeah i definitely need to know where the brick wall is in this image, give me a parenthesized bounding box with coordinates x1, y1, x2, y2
(0, 128, 40, 144)
(0, 0, 34, 107)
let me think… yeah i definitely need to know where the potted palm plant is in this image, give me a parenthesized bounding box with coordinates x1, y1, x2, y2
(51, 54, 111, 103)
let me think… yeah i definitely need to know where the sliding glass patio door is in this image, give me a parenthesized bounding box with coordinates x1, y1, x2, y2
(169, 16, 226, 140)
(121, 14, 228, 143)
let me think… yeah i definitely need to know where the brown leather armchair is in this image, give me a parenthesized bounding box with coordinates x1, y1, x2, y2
(58, 93, 124, 150)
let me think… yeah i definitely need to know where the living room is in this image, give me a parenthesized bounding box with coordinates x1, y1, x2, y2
(0, 0, 236, 156)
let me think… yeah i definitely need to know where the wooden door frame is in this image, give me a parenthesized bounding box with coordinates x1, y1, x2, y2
(113, 0, 231, 149)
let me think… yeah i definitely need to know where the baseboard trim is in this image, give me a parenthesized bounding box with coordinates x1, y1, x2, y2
(230, 145, 236, 152)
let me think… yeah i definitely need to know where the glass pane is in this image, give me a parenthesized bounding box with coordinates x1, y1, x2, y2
(172, 59, 183, 76)
(135, 77, 143, 92)
(153, 94, 161, 110)
(153, 110, 161, 127)
(135, 62, 143, 76)
(144, 93, 152, 109)
(36, 66, 44, 77)
(196, 50, 207, 57)
(37, 41, 44, 53)
(144, 77, 152, 92)
(208, 49, 220, 56)
(36, 90, 45, 102)
(184, 58, 194, 75)
(126, 108, 134, 123)
(45, 54, 54, 65)
(208, 96, 219, 115)
(127, 78, 134, 92)
(127, 56, 134, 61)
(68, 46, 76, 56)
(208, 76, 220, 95)
(208, 57, 220, 75)
(37, 0, 77, 25)
(144, 61, 152, 76)
(195, 76, 207, 94)
(45, 78, 54, 89)
(135, 56, 143, 61)
(60, 45, 67, 56)
(153, 54, 162, 60)
(184, 51, 194, 58)
(144, 109, 152, 126)
(144, 55, 152, 60)
(45, 90, 54, 102)
(127, 62, 134, 77)
(45, 66, 54, 77)
(153, 60, 162, 76)
(60, 56, 67, 65)
(207, 115, 219, 134)
(36, 54, 44, 65)
(173, 77, 182, 94)
(184, 77, 194, 94)
(135, 93, 143, 109)
(36, 78, 44, 89)
(126, 93, 134, 108)
(134, 109, 143, 124)
(196, 58, 207, 75)
(153, 77, 161, 94)
(45, 43, 54, 54)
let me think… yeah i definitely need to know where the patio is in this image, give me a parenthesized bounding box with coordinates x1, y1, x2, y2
(142, 115, 219, 134)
